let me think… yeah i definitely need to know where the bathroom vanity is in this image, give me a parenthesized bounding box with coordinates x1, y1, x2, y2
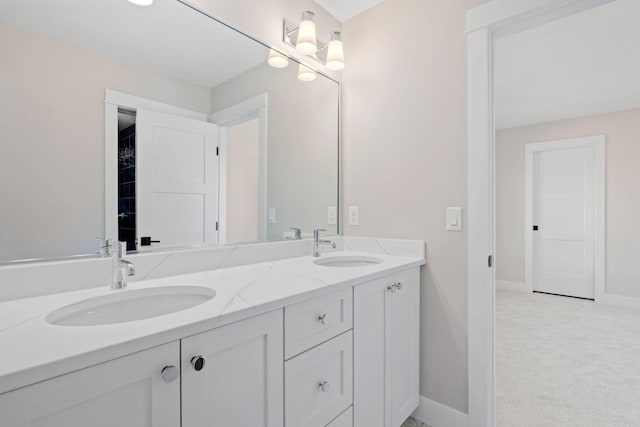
(0, 240, 423, 427)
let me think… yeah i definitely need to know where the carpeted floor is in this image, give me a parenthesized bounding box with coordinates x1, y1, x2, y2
(496, 290, 640, 426)
(401, 417, 431, 427)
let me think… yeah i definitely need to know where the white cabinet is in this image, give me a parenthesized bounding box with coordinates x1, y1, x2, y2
(0, 342, 180, 427)
(181, 309, 284, 427)
(353, 268, 420, 427)
(285, 331, 353, 427)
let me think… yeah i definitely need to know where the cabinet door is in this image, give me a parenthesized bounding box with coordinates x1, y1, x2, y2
(0, 342, 180, 427)
(386, 268, 420, 426)
(181, 309, 284, 427)
(353, 276, 388, 427)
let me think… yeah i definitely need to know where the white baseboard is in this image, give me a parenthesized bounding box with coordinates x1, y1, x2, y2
(495, 279, 531, 293)
(599, 293, 640, 310)
(411, 395, 467, 427)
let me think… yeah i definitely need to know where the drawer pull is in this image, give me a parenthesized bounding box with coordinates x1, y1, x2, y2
(160, 365, 179, 383)
(319, 380, 330, 392)
(191, 356, 205, 371)
(318, 313, 328, 325)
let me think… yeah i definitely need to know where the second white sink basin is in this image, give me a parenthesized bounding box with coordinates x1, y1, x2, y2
(314, 256, 383, 268)
(46, 286, 216, 326)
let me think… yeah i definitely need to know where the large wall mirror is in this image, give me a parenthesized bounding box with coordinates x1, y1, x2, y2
(0, 0, 339, 263)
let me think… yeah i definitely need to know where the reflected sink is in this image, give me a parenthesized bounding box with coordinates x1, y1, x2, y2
(46, 286, 216, 326)
(314, 256, 383, 268)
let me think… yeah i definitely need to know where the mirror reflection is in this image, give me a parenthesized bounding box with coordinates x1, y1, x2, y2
(0, 0, 339, 262)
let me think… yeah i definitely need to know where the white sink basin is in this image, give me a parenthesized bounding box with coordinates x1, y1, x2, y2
(314, 256, 383, 268)
(46, 286, 216, 326)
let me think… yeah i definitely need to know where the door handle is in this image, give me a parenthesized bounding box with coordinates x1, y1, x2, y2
(533, 225, 539, 231)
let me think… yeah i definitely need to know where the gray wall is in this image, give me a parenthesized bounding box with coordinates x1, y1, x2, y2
(0, 24, 211, 261)
(497, 108, 640, 298)
(342, 0, 490, 413)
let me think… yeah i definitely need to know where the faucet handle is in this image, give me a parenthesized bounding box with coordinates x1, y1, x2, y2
(290, 227, 302, 239)
(117, 241, 127, 257)
(95, 238, 115, 256)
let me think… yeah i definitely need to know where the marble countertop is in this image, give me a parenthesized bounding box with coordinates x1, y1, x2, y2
(0, 250, 423, 395)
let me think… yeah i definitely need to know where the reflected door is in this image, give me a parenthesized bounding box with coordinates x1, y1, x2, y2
(136, 109, 219, 249)
(533, 147, 595, 299)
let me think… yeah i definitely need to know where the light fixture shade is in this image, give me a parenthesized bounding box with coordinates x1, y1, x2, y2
(297, 64, 317, 82)
(325, 32, 345, 71)
(267, 49, 289, 68)
(296, 11, 318, 55)
(128, 0, 153, 5)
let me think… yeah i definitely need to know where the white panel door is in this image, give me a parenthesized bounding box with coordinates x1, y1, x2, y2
(136, 109, 218, 249)
(0, 342, 180, 427)
(386, 269, 420, 427)
(353, 277, 387, 427)
(533, 147, 595, 298)
(181, 310, 284, 427)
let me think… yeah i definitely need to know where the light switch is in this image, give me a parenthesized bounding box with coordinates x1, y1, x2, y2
(328, 206, 337, 225)
(349, 206, 359, 226)
(447, 207, 462, 231)
(268, 208, 277, 224)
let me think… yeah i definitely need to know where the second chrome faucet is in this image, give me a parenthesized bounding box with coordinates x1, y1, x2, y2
(313, 228, 336, 258)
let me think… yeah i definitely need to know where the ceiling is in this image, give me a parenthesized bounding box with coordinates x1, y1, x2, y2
(314, 0, 384, 22)
(496, 0, 640, 130)
(0, 0, 267, 89)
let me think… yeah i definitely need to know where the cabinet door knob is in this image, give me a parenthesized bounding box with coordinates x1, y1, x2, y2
(319, 381, 330, 392)
(318, 313, 328, 325)
(160, 365, 179, 383)
(191, 356, 205, 371)
(396, 282, 403, 291)
(387, 285, 397, 293)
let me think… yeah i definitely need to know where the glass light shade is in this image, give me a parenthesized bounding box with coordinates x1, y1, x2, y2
(296, 12, 317, 55)
(297, 64, 317, 82)
(128, 0, 153, 5)
(267, 49, 289, 68)
(325, 39, 345, 71)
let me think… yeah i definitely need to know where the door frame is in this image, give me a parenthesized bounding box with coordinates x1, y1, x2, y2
(524, 135, 606, 299)
(466, 1, 615, 426)
(209, 94, 268, 244)
(104, 89, 208, 243)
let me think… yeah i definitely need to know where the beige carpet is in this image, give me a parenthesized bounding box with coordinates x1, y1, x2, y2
(401, 417, 431, 427)
(497, 290, 640, 426)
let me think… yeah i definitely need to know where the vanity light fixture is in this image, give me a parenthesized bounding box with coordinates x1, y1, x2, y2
(127, 0, 153, 5)
(325, 32, 345, 71)
(267, 49, 289, 68)
(284, 13, 345, 70)
(295, 11, 318, 55)
(297, 64, 317, 82)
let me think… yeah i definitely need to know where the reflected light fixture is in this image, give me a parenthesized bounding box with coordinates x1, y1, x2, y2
(295, 11, 318, 55)
(325, 32, 345, 71)
(267, 49, 289, 68)
(297, 64, 317, 82)
(128, 0, 153, 5)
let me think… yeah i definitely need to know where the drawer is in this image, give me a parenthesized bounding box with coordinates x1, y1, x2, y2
(327, 407, 353, 427)
(285, 331, 353, 427)
(285, 288, 352, 359)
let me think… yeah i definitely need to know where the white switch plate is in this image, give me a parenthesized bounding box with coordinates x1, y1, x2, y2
(349, 206, 359, 226)
(328, 206, 337, 225)
(446, 207, 462, 231)
(268, 208, 276, 224)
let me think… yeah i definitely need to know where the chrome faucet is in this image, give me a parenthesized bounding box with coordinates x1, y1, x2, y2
(112, 241, 135, 289)
(290, 227, 303, 240)
(313, 228, 336, 258)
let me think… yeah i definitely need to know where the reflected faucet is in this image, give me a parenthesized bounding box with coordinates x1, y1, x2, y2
(313, 228, 336, 258)
(290, 227, 302, 240)
(112, 241, 135, 289)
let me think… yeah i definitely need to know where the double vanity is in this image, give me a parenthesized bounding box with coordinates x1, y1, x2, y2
(0, 237, 424, 427)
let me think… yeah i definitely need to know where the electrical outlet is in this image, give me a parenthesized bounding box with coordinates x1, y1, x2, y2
(349, 206, 359, 226)
(328, 206, 337, 225)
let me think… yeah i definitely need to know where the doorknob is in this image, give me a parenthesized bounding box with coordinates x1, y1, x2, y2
(160, 365, 179, 382)
(533, 225, 539, 231)
(191, 356, 205, 371)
